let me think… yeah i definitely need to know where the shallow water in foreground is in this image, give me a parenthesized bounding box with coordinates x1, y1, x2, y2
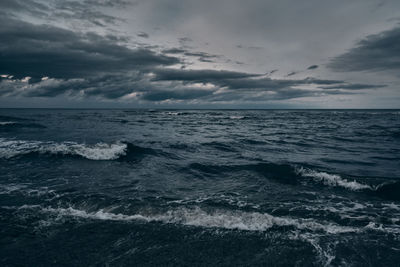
(0, 109, 399, 266)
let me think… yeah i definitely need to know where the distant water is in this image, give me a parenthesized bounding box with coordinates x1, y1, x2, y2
(0, 109, 399, 266)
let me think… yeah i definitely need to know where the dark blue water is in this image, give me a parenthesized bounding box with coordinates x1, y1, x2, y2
(1, 109, 400, 266)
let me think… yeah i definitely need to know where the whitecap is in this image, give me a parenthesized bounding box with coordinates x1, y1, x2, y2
(165, 112, 181, 116)
(296, 167, 371, 191)
(0, 121, 17, 125)
(0, 138, 127, 160)
(42, 206, 359, 234)
(229, 116, 245, 120)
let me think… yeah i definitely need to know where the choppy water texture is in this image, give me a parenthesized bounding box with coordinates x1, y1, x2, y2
(1, 109, 400, 266)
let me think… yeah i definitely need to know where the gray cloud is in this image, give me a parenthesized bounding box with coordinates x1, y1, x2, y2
(0, 0, 49, 18)
(0, 70, 385, 104)
(307, 65, 319, 70)
(328, 26, 400, 73)
(137, 32, 149, 38)
(236, 45, 264, 50)
(183, 51, 220, 60)
(163, 48, 187, 54)
(1, 73, 367, 103)
(286, 72, 298, 77)
(0, 0, 397, 107)
(179, 37, 193, 43)
(151, 68, 375, 94)
(0, 17, 179, 80)
(320, 84, 386, 90)
(0, 0, 131, 27)
(142, 88, 214, 101)
(269, 69, 278, 74)
(152, 69, 261, 82)
(162, 48, 221, 63)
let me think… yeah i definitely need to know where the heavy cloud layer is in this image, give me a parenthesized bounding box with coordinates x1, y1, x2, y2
(0, 0, 397, 107)
(328, 26, 400, 74)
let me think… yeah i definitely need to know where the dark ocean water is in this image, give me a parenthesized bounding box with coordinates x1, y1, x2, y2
(0, 109, 400, 266)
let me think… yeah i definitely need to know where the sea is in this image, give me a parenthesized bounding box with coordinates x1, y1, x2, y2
(0, 109, 399, 266)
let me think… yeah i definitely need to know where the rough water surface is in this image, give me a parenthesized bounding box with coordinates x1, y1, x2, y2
(0, 109, 399, 266)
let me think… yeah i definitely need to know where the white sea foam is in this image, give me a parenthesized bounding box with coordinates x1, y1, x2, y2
(0, 121, 17, 125)
(289, 232, 336, 267)
(42, 206, 359, 234)
(8, 204, 400, 235)
(0, 183, 28, 194)
(296, 167, 371, 191)
(382, 203, 400, 211)
(0, 138, 127, 160)
(229, 116, 245, 120)
(363, 222, 400, 234)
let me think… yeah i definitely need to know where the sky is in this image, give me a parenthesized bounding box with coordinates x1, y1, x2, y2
(0, 0, 399, 108)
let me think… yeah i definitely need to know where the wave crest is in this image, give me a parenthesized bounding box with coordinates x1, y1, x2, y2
(0, 121, 17, 125)
(42, 206, 358, 234)
(0, 139, 127, 160)
(296, 167, 372, 191)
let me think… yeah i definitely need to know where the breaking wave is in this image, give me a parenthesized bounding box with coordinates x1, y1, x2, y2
(187, 162, 400, 199)
(39, 206, 359, 234)
(296, 167, 400, 200)
(296, 167, 372, 191)
(0, 121, 17, 125)
(187, 162, 372, 190)
(0, 121, 46, 129)
(0, 138, 163, 161)
(0, 138, 127, 160)
(228, 115, 246, 120)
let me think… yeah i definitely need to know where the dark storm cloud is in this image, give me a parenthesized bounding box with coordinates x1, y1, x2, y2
(140, 85, 359, 103)
(80, 74, 147, 99)
(0, 76, 84, 98)
(137, 32, 149, 38)
(0, 74, 352, 103)
(320, 84, 386, 90)
(206, 90, 310, 102)
(236, 45, 264, 50)
(183, 51, 220, 59)
(286, 72, 298, 77)
(179, 37, 193, 43)
(163, 48, 187, 54)
(328, 26, 400, 73)
(152, 69, 261, 82)
(0, 73, 216, 102)
(205, 87, 359, 103)
(307, 65, 319, 70)
(151, 68, 371, 94)
(0, 0, 392, 106)
(209, 76, 346, 91)
(198, 58, 215, 63)
(83, 0, 131, 7)
(0, 73, 149, 99)
(0, 12, 385, 105)
(162, 48, 221, 63)
(0, 17, 180, 79)
(0, 70, 385, 103)
(142, 88, 214, 101)
(184, 51, 220, 63)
